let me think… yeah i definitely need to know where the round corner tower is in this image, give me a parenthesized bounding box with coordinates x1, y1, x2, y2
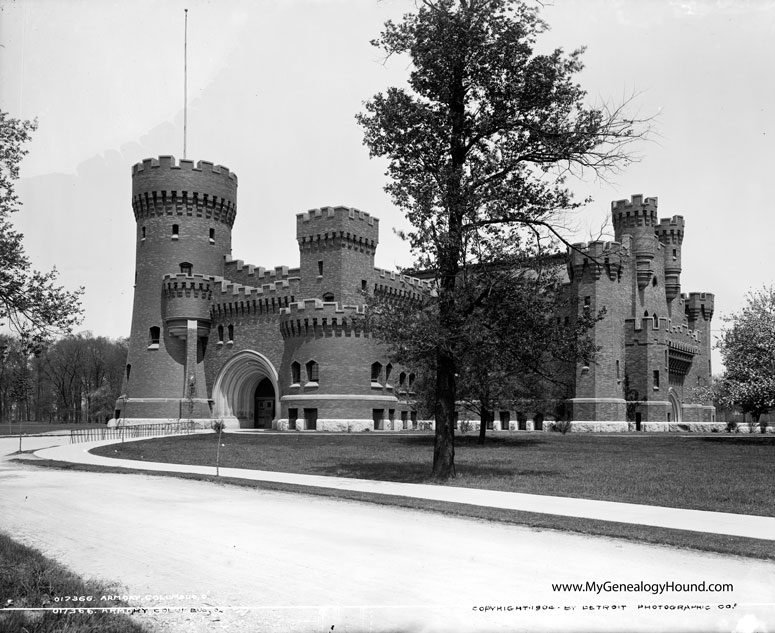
(115, 156, 238, 424)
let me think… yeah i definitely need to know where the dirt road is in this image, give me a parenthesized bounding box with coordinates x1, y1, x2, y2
(0, 438, 773, 632)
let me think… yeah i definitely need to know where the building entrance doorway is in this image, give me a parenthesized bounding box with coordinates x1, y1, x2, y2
(254, 378, 275, 429)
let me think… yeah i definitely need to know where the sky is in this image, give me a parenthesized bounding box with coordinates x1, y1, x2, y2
(1, 0, 774, 373)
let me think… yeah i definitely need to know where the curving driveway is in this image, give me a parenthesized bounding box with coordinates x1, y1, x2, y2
(0, 435, 773, 633)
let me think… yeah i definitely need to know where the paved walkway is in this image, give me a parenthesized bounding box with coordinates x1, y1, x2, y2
(23, 433, 775, 542)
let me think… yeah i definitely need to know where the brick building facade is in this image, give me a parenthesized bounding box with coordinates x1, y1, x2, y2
(115, 157, 715, 431)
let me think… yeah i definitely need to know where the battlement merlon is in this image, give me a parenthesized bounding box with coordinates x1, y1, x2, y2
(296, 206, 379, 244)
(131, 156, 238, 205)
(612, 194, 658, 241)
(655, 215, 685, 245)
(568, 239, 629, 280)
(685, 292, 715, 322)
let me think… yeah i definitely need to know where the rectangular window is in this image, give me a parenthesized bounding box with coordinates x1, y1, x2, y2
(288, 408, 298, 431)
(318, 260, 324, 276)
(500, 411, 510, 431)
(411, 410, 418, 429)
(209, 228, 215, 244)
(303, 408, 317, 431)
(373, 409, 384, 431)
(362, 279, 367, 291)
(653, 370, 660, 389)
(401, 410, 408, 430)
(486, 410, 494, 430)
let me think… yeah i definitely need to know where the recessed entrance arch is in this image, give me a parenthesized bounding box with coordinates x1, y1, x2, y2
(212, 350, 279, 429)
(668, 388, 682, 424)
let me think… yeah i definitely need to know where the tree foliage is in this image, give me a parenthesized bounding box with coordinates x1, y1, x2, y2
(716, 286, 775, 424)
(0, 110, 83, 348)
(0, 332, 127, 423)
(357, 0, 646, 477)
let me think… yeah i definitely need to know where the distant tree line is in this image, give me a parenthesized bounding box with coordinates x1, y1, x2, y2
(0, 332, 127, 424)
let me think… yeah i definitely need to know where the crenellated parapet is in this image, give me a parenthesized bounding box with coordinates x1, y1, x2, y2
(132, 156, 237, 227)
(296, 206, 379, 253)
(161, 273, 214, 337)
(223, 256, 300, 287)
(685, 292, 715, 323)
(210, 276, 299, 319)
(279, 299, 368, 339)
(612, 195, 659, 239)
(655, 215, 685, 245)
(568, 239, 629, 282)
(372, 267, 433, 302)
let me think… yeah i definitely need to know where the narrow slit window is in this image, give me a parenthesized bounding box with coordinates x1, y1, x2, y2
(291, 362, 301, 384)
(209, 228, 215, 244)
(172, 224, 179, 238)
(227, 324, 234, 342)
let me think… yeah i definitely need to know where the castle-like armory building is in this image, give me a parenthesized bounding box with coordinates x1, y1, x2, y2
(115, 156, 715, 432)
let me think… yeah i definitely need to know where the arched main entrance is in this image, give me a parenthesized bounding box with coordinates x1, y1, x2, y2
(668, 388, 682, 424)
(212, 351, 279, 429)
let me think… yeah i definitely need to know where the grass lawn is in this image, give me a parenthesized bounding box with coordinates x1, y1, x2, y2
(91, 431, 775, 517)
(0, 531, 150, 632)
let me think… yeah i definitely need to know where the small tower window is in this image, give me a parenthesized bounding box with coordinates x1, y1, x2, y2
(217, 325, 224, 344)
(209, 228, 215, 244)
(318, 260, 324, 276)
(227, 324, 234, 343)
(653, 314, 659, 328)
(172, 224, 179, 239)
(371, 362, 382, 383)
(322, 292, 334, 302)
(141, 226, 146, 240)
(306, 360, 319, 383)
(291, 361, 301, 385)
(180, 262, 193, 275)
(672, 248, 677, 258)
(653, 370, 660, 389)
(148, 326, 160, 349)
(126, 364, 132, 381)
(616, 360, 620, 380)
(361, 279, 367, 291)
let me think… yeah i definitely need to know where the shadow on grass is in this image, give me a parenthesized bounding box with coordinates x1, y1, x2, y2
(312, 460, 562, 483)
(700, 436, 775, 445)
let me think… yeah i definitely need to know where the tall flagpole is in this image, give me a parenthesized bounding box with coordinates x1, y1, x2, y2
(183, 8, 188, 159)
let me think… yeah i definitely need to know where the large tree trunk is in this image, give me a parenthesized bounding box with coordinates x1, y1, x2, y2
(478, 405, 488, 445)
(433, 347, 456, 479)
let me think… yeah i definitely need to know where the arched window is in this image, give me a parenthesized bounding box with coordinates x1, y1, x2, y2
(148, 326, 160, 348)
(217, 325, 224, 343)
(371, 362, 382, 382)
(322, 292, 334, 302)
(306, 360, 319, 383)
(227, 324, 234, 342)
(385, 363, 393, 384)
(653, 314, 659, 327)
(399, 371, 407, 388)
(180, 261, 192, 275)
(408, 372, 416, 390)
(291, 361, 301, 384)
